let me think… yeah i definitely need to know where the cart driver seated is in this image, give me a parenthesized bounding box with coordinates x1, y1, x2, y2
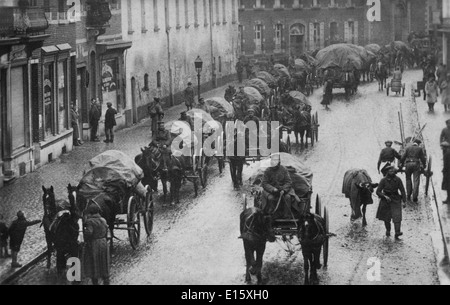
(151, 122, 174, 157)
(393, 66, 403, 82)
(261, 154, 301, 220)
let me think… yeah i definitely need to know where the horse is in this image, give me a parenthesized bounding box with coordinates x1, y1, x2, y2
(374, 61, 388, 92)
(68, 184, 117, 250)
(137, 145, 189, 204)
(298, 212, 327, 285)
(240, 202, 275, 285)
(42, 186, 80, 276)
(293, 108, 312, 148)
(342, 169, 379, 227)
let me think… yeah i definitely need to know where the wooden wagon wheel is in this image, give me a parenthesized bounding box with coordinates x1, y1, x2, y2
(127, 196, 141, 250)
(425, 156, 433, 196)
(315, 194, 322, 217)
(323, 205, 330, 269)
(314, 112, 319, 143)
(143, 188, 154, 236)
(310, 116, 316, 147)
(198, 149, 208, 189)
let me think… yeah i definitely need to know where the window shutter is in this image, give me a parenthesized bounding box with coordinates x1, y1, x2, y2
(354, 21, 359, 45)
(320, 22, 325, 49)
(309, 22, 314, 51)
(344, 21, 349, 43)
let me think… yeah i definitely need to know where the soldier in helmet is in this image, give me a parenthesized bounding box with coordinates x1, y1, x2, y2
(377, 141, 402, 176)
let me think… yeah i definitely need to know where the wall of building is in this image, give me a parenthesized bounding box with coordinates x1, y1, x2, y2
(122, 0, 239, 115)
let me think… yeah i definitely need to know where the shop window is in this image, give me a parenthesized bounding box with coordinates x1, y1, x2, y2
(44, 62, 55, 138)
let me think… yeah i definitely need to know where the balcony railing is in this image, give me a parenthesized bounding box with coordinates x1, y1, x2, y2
(0, 7, 49, 37)
(86, 1, 112, 28)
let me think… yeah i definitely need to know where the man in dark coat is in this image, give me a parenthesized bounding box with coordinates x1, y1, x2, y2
(149, 98, 165, 134)
(399, 139, 427, 203)
(442, 142, 450, 204)
(376, 166, 407, 240)
(321, 79, 333, 110)
(0, 214, 9, 258)
(71, 102, 82, 146)
(262, 154, 299, 219)
(184, 83, 195, 111)
(152, 122, 172, 148)
(8, 211, 41, 268)
(89, 99, 101, 142)
(236, 61, 244, 83)
(225, 85, 236, 102)
(377, 141, 402, 176)
(440, 120, 450, 147)
(104, 102, 117, 143)
(83, 203, 110, 285)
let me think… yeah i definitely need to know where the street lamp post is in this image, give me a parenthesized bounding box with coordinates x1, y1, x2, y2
(195, 56, 203, 102)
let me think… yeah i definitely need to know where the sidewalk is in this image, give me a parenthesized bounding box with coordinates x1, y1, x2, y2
(410, 70, 450, 284)
(0, 79, 239, 284)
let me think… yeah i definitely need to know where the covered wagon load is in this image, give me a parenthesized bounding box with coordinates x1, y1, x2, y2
(280, 91, 311, 115)
(186, 108, 222, 134)
(204, 97, 235, 122)
(316, 43, 365, 71)
(80, 150, 147, 205)
(274, 63, 291, 79)
(255, 71, 277, 88)
(233, 87, 266, 120)
(364, 43, 381, 55)
(245, 78, 271, 97)
(293, 58, 311, 73)
(251, 153, 313, 199)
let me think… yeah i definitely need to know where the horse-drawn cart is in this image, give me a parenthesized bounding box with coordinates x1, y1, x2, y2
(387, 79, 406, 96)
(78, 150, 154, 250)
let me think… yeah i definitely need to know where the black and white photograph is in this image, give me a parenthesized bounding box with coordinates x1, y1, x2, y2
(0, 0, 449, 289)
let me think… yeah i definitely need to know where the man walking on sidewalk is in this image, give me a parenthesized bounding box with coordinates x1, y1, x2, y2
(89, 99, 101, 142)
(440, 119, 450, 145)
(8, 211, 41, 268)
(104, 102, 117, 144)
(184, 83, 195, 111)
(400, 139, 427, 203)
(442, 142, 450, 204)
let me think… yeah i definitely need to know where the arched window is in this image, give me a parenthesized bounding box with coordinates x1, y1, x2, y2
(144, 73, 149, 91)
(156, 71, 161, 88)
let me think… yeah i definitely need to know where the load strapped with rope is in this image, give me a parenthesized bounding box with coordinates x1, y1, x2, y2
(79, 150, 147, 213)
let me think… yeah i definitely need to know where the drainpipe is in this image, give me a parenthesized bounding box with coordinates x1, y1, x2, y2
(209, 0, 216, 88)
(166, 28, 174, 106)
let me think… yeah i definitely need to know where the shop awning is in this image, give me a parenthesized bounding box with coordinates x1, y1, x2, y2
(96, 40, 132, 54)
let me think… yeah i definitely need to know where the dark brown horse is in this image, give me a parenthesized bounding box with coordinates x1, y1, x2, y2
(293, 108, 312, 148)
(298, 212, 327, 285)
(42, 186, 79, 275)
(240, 202, 275, 285)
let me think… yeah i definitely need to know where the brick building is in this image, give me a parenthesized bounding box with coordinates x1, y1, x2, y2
(238, 0, 428, 59)
(0, 0, 74, 186)
(122, 0, 239, 123)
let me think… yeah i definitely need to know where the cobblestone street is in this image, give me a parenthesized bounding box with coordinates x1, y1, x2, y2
(0, 81, 239, 283)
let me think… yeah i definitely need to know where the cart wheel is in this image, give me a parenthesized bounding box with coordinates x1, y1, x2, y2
(323, 206, 330, 268)
(425, 156, 433, 196)
(315, 195, 322, 217)
(315, 112, 319, 142)
(127, 196, 141, 250)
(143, 189, 154, 236)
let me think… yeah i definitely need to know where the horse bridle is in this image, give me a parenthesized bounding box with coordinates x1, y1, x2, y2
(244, 213, 266, 242)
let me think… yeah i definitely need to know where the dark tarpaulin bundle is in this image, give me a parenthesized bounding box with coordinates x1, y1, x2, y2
(205, 97, 235, 121)
(78, 167, 129, 201)
(251, 153, 313, 198)
(255, 71, 277, 87)
(245, 78, 271, 96)
(316, 43, 365, 70)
